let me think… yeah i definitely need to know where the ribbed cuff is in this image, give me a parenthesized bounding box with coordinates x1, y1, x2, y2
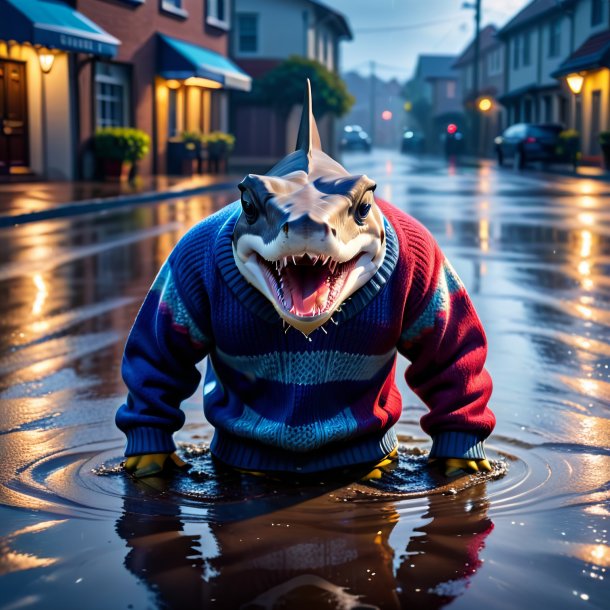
(123, 426, 177, 456)
(429, 431, 487, 460)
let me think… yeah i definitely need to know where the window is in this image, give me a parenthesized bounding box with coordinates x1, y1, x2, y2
(513, 36, 520, 69)
(591, 0, 603, 26)
(523, 31, 531, 66)
(446, 80, 456, 99)
(549, 18, 561, 57)
(237, 14, 258, 54)
(207, 0, 230, 30)
(160, 0, 187, 18)
(487, 48, 502, 76)
(95, 62, 131, 128)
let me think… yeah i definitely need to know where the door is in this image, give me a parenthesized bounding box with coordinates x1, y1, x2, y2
(590, 90, 601, 156)
(0, 60, 29, 174)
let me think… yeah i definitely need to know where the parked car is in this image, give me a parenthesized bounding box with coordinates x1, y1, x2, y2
(495, 123, 564, 169)
(340, 125, 372, 152)
(401, 130, 425, 153)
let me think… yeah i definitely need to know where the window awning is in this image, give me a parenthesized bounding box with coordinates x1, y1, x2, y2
(158, 34, 251, 92)
(0, 0, 120, 57)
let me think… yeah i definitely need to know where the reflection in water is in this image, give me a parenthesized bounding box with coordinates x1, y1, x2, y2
(116, 472, 493, 610)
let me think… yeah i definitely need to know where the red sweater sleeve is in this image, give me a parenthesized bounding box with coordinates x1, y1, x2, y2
(396, 223, 495, 459)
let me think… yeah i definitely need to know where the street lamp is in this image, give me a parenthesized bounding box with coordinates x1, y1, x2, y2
(477, 97, 493, 112)
(38, 49, 55, 74)
(566, 73, 584, 95)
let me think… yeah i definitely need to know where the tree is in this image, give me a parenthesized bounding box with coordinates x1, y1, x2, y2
(253, 56, 354, 118)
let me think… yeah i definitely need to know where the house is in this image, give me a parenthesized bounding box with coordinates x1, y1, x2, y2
(497, 0, 573, 128)
(0, 0, 251, 179)
(230, 0, 352, 169)
(551, 0, 610, 157)
(452, 25, 505, 155)
(405, 55, 462, 153)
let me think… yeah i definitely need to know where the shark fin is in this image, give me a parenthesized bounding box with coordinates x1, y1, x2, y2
(295, 79, 322, 156)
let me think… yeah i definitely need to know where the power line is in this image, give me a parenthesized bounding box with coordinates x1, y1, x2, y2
(353, 17, 457, 34)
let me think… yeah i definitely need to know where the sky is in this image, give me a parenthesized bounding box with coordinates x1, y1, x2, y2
(330, 0, 532, 81)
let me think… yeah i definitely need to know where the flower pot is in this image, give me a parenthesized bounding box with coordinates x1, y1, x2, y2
(101, 159, 132, 182)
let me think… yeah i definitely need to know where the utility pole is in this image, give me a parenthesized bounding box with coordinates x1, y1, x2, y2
(370, 60, 376, 146)
(472, 0, 481, 156)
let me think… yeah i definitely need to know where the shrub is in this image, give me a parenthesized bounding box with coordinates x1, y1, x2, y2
(94, 127, 150, 162)
(202, 131, 235, 157)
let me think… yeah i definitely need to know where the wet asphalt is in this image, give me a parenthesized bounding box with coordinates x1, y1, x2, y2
(0, 150, 608, 610)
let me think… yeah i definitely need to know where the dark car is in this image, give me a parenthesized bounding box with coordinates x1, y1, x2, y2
(495, 123, 563, 169)
(401, 130, 425, 153)
(340, 125, 372, 152)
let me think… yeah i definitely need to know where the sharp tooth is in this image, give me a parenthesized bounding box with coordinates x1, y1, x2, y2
(292, 255, 296, 265)
(324, 256, 330, 266)
(313, 255, 319, 265)
(283, 256, 288, 268)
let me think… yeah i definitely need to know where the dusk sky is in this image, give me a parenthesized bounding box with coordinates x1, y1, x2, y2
(331, 0, 531, 81)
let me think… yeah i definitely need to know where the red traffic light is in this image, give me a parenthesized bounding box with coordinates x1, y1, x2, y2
(447, 123, 458, 135)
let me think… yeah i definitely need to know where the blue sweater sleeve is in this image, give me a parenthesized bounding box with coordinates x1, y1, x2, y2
(116, 263, 212, 456)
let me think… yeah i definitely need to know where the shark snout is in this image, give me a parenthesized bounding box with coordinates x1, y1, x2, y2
(280, 214, 335, 241)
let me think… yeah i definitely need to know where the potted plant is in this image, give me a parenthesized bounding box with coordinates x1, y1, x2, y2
(556, 129, 580, 171)
(600, 131, 610, 170)
(94, 127, 150, 182)
(202, 131, 235, 173)
(167, 131, 202, 176)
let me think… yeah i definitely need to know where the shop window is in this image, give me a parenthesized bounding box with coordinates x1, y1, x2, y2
(237, 14, 258, 54)
(94, 62, 131, 128)
(207, 0, 230, 29)
(591, 0, 603, 26)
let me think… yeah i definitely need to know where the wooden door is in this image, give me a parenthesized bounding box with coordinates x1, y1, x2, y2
(0, 60, 29, 174)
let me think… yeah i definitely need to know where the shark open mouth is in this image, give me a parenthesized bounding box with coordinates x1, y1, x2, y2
(257, 253, 363, 317)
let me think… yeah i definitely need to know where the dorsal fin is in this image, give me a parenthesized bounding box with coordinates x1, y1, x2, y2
(295, 79, 322, 156)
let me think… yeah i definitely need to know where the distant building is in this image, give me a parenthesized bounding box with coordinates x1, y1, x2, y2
(0, 0, 251, 179)
(341, 72, 405, 149)
(405, 55, 462, 153)
(231, 0, 352, 169)
(453, 25, 505, 156)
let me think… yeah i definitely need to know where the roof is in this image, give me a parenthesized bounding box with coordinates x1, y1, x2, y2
(498, 0, 575, 38)
(498, 81, 558, 103)
(552, 30, 610, 77)
(307, 0, 353, 40)
(453, 25, 501, 68)
(414, 55, 458, 81)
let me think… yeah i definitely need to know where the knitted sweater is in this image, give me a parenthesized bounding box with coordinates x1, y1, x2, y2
(116, 199, 495, 472)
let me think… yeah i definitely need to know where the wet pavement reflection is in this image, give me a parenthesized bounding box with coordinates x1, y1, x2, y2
(0, 152, 608, 609)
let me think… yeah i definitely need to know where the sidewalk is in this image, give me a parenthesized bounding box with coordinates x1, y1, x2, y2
(0, 174, 240, 228)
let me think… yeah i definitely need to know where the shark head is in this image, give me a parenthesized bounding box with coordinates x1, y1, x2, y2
(232, 80, 386, 336)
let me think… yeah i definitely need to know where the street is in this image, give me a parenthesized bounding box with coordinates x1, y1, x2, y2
(0, 150, 608, 609)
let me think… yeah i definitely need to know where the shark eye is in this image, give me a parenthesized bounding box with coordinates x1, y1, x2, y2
(355, 201, 372, 224)
(241, 192, 258, 224)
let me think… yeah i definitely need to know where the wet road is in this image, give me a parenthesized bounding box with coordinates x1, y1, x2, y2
(0, 151, 608, 609)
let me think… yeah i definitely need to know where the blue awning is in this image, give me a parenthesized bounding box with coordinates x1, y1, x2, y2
(158, 34, 251, 92)
(0, 0, 120, 57)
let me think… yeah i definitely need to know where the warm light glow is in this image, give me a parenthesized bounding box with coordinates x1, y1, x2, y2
(580, 230, 592, 258)
(477, 97, 492, 112)
(184, 77, 222, 89)
(479, 219, 490, 252)
(578, 261, 591, 276)
(166, 79, 181, 90)
(381, 110, 392, 121)
(578, 213, 595, 226)
(404, 101, 412, 112)
(38, 53, 54, 74)
(566, 73, 584, 94)
(32, 274, 48, 316)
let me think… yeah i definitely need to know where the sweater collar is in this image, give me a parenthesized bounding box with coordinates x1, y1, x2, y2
(215, 205, 399, 327)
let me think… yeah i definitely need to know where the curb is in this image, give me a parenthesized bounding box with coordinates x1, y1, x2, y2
(0, 181, 236, 228)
